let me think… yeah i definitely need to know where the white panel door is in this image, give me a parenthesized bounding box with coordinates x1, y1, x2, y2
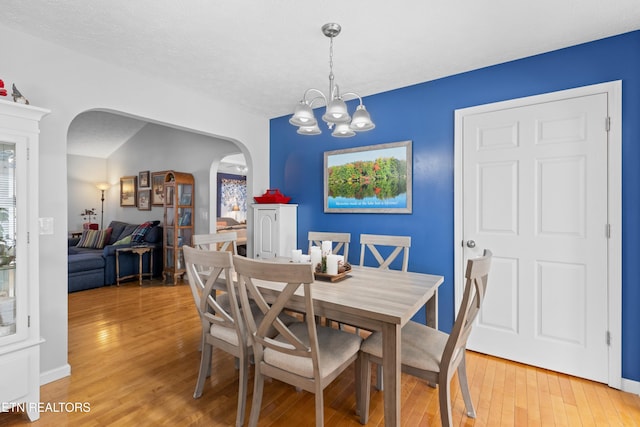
(460, 91, 610, 382)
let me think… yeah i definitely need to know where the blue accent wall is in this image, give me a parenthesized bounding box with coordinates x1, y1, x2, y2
(270, 30, 640, 382)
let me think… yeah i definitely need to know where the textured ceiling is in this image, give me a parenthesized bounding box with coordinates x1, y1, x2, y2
(4, 0, 640, 157)
(67, 111, 147, 158)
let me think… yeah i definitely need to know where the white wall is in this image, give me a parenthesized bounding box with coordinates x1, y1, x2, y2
(1, 24, 270, 383)
(67, 155, 108, 231)
(103, 122, 240, 233)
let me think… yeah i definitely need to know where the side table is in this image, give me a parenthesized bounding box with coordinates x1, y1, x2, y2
(116, 246, 154, 286)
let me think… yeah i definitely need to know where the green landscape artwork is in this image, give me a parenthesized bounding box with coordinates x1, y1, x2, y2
(324, 140, 412, 213)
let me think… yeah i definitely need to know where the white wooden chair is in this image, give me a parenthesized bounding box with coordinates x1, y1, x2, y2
(192, 232, 238, 254)
(359, 250, 492, 427)
(357, 233, 412, 374)
(308, 231, 351, 264)
(191, 232, 239, 308)
(183, 245, 249, 427)
(232, 255, 363, 427)
(308, 231, 352, 327)
(359, 233, 411, 272)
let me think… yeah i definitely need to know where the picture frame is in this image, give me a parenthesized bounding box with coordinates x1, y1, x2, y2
(137, 189, 151, 211)
(151, 171, 167, 206)
(138, 170, 150, 188)
(120, 176, 138, 207)
(324, 140, 412, 214)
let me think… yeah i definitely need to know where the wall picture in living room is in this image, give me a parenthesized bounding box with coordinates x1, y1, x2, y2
(120, 176, 137, 207)
(151, 171, 167, 206)
(138, 189, 151, 210)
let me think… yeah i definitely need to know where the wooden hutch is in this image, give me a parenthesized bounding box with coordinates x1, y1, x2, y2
(162, 171, 194, 284)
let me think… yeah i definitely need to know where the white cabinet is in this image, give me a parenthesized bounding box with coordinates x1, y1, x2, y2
(0, 99, 49, 421)
(253, 204, 297, 259)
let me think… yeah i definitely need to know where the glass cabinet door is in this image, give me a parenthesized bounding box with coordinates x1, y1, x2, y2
(0, 143, 17, 339)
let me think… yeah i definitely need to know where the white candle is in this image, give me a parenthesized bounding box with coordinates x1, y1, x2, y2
(336, 255, 345, 270)
(326, 254, 339, 275)
(291, 249, 302, 263)
(310, 246, 322, 270)
(321, 240, 332, 256)
(300, 254, 311, 263)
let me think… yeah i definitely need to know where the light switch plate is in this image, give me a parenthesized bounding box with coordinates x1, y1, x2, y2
(39, 217, 54, 235)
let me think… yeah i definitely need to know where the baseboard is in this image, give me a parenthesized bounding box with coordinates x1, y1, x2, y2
(621, 378, 640, 396)
(40, 363, 71, 386)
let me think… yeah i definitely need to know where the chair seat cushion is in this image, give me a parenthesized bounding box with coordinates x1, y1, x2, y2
(360, 320, 449, 373)
(264, 323, 362, 379)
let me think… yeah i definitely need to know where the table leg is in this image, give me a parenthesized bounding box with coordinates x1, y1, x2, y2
(138, 253, 143, 286)
(382, 322, 401, 427)
(425, 290, 438, 329)
(116, 250, 121, 286)
(149, 250, 153, 281)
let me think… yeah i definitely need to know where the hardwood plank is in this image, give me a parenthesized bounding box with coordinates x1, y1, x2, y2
(0, 281, 638, 426)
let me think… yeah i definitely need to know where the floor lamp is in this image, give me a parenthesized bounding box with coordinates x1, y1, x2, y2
(96, 183, 110, 230)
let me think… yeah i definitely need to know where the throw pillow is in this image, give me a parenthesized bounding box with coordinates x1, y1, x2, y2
(106, 221, 128, 245)
(144, 225, 162, 243)
(130, 221, 156, 243)
(113, 235, 132, 246)
(76, 228, 112, 249)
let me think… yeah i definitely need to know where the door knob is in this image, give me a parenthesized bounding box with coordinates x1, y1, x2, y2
(466, 240, 476, 248)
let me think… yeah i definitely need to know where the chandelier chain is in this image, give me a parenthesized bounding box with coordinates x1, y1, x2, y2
(328, 35, 335, 96)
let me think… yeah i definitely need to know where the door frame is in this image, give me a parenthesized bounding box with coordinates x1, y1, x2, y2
(453, 81, 622, 389)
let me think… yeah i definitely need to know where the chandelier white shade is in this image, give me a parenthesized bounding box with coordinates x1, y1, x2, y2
(290, 23, 375, 137)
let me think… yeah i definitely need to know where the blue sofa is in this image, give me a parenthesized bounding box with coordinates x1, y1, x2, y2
(68, 220, 163, 292)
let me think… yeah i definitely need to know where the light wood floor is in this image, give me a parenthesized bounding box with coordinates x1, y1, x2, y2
(1, 278, 639, 426)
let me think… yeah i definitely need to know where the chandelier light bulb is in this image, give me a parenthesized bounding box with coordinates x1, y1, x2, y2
(289, 102, 317, 127)
(349, 104, 375, 131)
(332, 122, 356, 138)
(322, 98, 350, 124)
(297, 123, 322, 135)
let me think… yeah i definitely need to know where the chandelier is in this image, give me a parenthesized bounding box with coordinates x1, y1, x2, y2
(289, 23, 375, 138)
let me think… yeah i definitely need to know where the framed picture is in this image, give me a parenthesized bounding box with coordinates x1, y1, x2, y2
(138, 189, 151, 211)
(151, 171, 167, 206)
(120, 176, 138, 207)
(165, 185, 174, 207)
(138, 170, 150, 188)
(324, 140, 412, 214)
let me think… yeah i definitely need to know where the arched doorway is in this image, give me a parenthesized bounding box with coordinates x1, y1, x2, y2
(67, 109, 251, 238)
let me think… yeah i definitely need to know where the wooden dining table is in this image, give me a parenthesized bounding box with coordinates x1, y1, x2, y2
(250, 262, 444, 426)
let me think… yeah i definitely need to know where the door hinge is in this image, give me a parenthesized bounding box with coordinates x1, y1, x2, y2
(606, 330, 611, 346)
(28, 315, 31, 327)
(27, 147, 30, 160)
(605, 224, 611, 239)
(606, 116, 611, 132)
